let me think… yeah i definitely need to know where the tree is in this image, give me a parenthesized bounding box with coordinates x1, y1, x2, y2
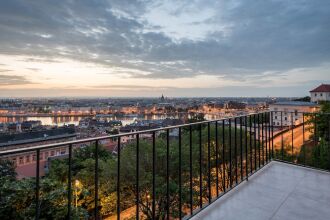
(301, 101, 330, 170)
(48, 144, 117, 218)
(293, 96, 311, 102)
(0, 159, 16, 180)
(0, 160, 35, 220)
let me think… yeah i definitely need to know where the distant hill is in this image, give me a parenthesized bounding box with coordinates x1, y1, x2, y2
(293, 96, 311, 102)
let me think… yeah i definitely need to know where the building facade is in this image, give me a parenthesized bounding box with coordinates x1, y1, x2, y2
(270, 101, 318, 127)
(310, 84, 330, 103)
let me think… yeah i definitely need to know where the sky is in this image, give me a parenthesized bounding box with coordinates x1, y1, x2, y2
(0, 0, 329, 97)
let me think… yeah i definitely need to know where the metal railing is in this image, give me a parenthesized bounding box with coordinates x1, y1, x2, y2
(271, 111, 330, 171)
(0, 111, 329, 219)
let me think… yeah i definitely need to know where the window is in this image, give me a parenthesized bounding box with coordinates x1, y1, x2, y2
(45, 152, 49, 159)
(26, 155, 30, 163)
(277, 122, 280, 125)
(315, 93, 317, 96)
(294, 110, 298, 116)
(275, 116, 278, 119)
(19, 157, 24, 164)
(51, 151, 55, 156)
(320, 93, 323, 97)
(32, 155, 36, 161)
(284, 117, 287, 120)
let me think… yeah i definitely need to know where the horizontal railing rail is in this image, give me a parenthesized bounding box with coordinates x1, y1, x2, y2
(0, 112, 268, 156)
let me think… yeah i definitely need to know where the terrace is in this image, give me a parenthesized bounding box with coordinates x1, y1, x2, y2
(191, 161, 330, 220)
(0, 111, 329, 220)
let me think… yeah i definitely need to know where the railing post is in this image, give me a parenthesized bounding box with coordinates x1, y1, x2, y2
(207, 123, 211, 203)
(314, 114, 318, 167)
(266, 112, 271, 163)
(261, 113, 264, 166)
(136, 134, 140, 220)
(328, 119, 330, 171)
(234, 118, 238, 185)
(240, 117, 243, 181)
(270, 112, 272, 161)
(281, 111, 284, 160)
(67, 144, 72, 219)
(271, 112, 274, 159)
(265, 112, 268, 163)
(178, 128, 182, 219)
(152, 131, 156, 220)
(117, 138, 121, 220)
(302, 113, 306, 165)
(229, 118, 232, 188)
(166, 129, 170, 220)
(291, 112, 294, 162)
(258, 114, 263, 168)
(94, 140, 99, 219)
(199, 124, 203, 208)
(245, 116, 248, 180)
(267, 112, 269, 162)
(253, 115, 256, 170)
(249, 115, 256, 174)
(222, 120, 226, 193)
(215, 121, 219, 197)
(189, 126, 193, 215)
(36, 149, 40, 220)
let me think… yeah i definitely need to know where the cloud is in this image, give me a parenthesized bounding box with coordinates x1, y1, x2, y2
(0, 74, 34, 86)
(87, 84, 177, 90)
(0, 69, 12, 72)
(0, 84, 318, 98)
(0, 0, 329, 95)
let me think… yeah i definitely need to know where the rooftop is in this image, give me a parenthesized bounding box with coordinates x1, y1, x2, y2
(310, 84, 330, 92)
(192, 161, 330, 220)
(0, 127, 76, 147)
(271, 101, 318, 107)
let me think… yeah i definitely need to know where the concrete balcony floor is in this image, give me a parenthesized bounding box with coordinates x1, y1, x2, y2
(191, 161, 330, 220)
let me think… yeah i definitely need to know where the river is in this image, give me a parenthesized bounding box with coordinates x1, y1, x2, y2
(0, 113, 224, 126)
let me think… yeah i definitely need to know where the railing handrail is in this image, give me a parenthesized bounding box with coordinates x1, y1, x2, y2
(1, 110, 327, 156)
(0, 111, 270, 156)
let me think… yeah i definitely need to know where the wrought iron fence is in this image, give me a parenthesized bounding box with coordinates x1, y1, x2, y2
(0, 111, 329, 219)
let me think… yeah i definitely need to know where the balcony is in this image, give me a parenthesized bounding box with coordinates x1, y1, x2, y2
(0, 111, 329, 219)
(191, 161, 330, 220)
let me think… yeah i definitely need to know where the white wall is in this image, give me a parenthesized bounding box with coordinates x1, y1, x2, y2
(310, 92, 330, 103)
(270, 105, 317, 127)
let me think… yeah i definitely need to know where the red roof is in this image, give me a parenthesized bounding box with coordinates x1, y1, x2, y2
(310, 84, 330, 92)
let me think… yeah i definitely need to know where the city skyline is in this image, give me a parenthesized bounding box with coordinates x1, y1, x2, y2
(0, 0, 330, 97)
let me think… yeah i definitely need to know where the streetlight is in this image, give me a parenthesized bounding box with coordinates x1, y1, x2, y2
(146, 194, 151, 210)
(75, 180, 81, 208)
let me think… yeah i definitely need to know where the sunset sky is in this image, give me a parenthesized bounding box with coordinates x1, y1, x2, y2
(0, 0, 329, 97)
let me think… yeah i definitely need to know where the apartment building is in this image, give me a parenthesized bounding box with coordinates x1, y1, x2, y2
(270, 101, 318, 126)
(310, 84, 330, 103)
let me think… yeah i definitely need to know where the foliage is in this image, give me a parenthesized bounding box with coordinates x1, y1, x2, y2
(293, 96, 311, 102)
(295, 101, 330, 170)
(0, 160, 34, 220)
(0, 159, 16, 181)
